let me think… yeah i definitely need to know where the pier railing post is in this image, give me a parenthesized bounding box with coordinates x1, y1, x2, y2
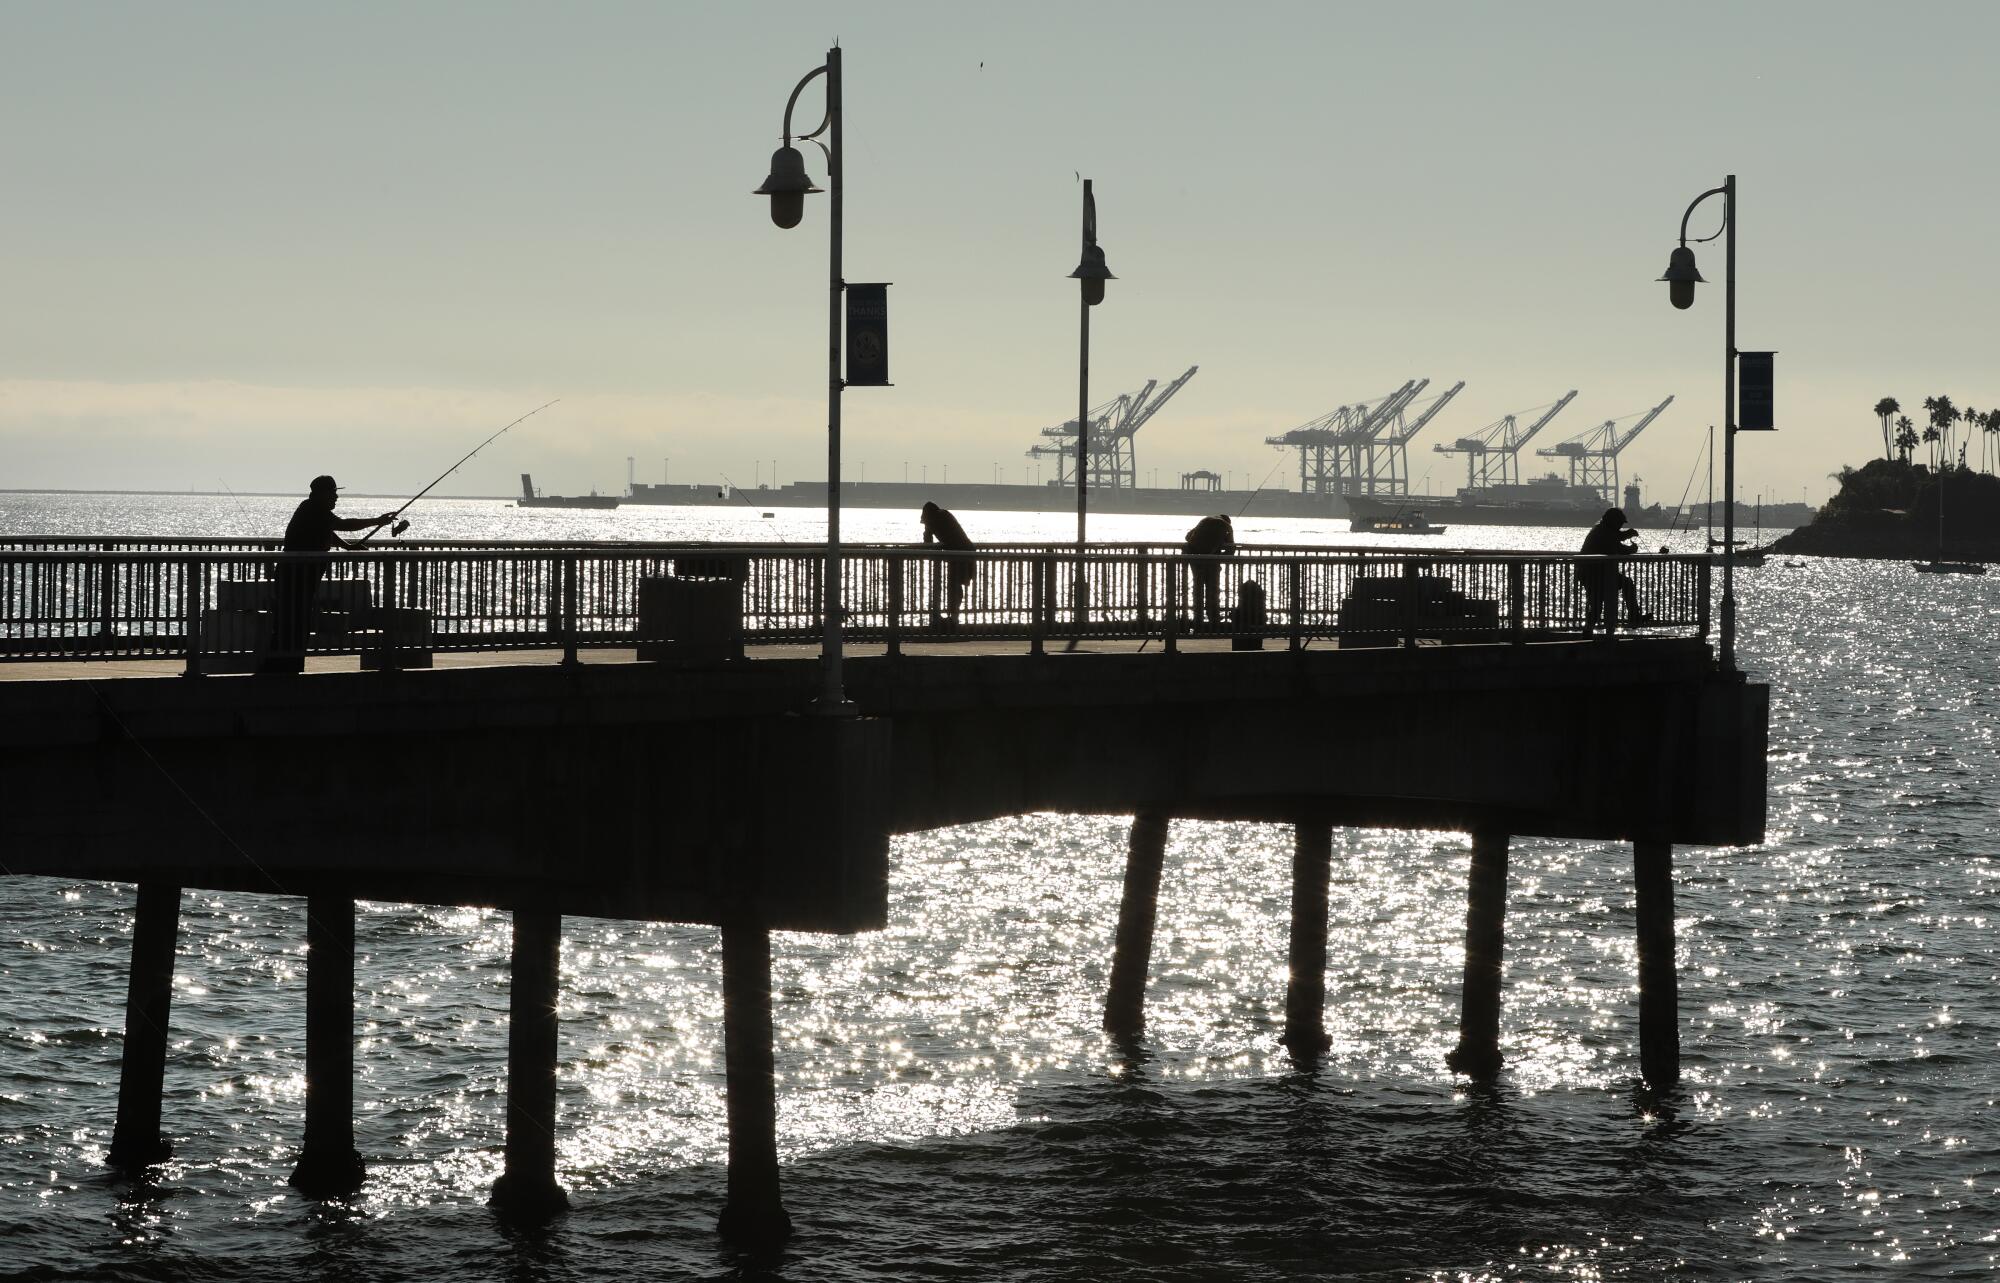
(1030, 554, 1047, 657)
(1446, 830, 1509, 1077)
(1507, 561, 1526, 643)
(886, 553, 904, 656)
(1696, 558, 1712, 640)
(1162, 563, 1178, 654)
(718, 922, 792, 1243)
(1281, 821, 1333, 1057)
(182, 558, 204, 676)
(1401, 557, 1419, 649)
(1288, 560, 1304, 652)
(97, 543, 116, 639)
(109, 882, 181, 1169)
(491, 908, 569, 1218)
(561, 553, 580, 667)
(1633, 840, 1681, 1086)
(1104, 811, 1169, 1039)
(290, 896, 364, 1197)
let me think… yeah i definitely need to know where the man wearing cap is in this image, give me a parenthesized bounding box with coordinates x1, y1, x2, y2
(257, 476, 395, 674)
(1577, 507, 1647, 634)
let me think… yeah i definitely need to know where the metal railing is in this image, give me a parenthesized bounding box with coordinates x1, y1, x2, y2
(0, 541, 1711, 670)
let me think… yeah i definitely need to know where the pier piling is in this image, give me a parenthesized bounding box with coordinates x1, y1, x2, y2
(1103, 812, 1170, 1040)
(490, 908, 570, 1218)
(108, 882, 181, 1169)
(1281, 821, 1333, 1058)
(1446, 830, 1510, 1077)
(1633, 840, 1680, 1086)
(718, 922, 790, 1244)
(290, 896, 365, 1197)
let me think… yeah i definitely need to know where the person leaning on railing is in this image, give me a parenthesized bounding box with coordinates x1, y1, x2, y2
(1183, 513, 1235, 629)
(257, 474, 396, 675)
(920, 501, 976, 628)
(1577, 507, 1649, 634)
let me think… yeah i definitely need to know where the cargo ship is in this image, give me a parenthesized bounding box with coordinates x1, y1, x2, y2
(1348, 476, 1674, 530)
(517, 474, 620, 510)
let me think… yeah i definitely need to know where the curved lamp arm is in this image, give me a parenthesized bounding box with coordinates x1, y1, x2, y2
(1678, 184, 1730, 247)
(780, 63, 830, 145)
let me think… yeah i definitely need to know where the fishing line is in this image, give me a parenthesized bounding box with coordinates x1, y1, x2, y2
(83, 680, 291, 900)
(360, 398, 562, 544)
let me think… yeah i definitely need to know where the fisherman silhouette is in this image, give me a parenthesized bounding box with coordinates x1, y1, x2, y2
(257, 475, 395, 674)
(1183, 513, 1235, 629)
(1578, 507, 1646, 634)
(920, 501, 976, 628)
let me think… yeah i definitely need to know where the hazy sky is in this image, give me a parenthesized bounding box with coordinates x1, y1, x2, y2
(3, 1, 1995, 505)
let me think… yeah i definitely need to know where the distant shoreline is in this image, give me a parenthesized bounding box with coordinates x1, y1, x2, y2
(0, 488, 512, 501)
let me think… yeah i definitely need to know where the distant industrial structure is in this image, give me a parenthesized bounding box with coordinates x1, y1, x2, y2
(1026, 366, 1199, 491)
(1535, 394, 1675, 508)
(1263, 379, 1466, 498)
(1432, 391, 1579, 492)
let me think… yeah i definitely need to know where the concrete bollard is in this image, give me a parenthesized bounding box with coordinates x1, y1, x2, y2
(108, 883, 181, 1169)
(490, 908, 570, 1219)
(1633, 840, 1680, 1086)
(290, 896, 365, 1197)
(1281, 821, 1333, 1057)
(717, 922, 791, 1244)
(1446, 830, 1509, 1077)
(1103, 812, 1170, 1039)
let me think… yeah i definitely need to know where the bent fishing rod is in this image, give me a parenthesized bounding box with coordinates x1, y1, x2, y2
(359, 398, 561, 543)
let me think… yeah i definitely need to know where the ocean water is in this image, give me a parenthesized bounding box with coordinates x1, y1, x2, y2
(3, 494, 1996, 1281)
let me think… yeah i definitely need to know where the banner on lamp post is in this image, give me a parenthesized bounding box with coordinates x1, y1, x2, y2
(845, 283, 891, 387)
(1738, 351, 1776, 431)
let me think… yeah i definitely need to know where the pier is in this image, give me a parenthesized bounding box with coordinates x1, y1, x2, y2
(0, 538, 1766, 1240)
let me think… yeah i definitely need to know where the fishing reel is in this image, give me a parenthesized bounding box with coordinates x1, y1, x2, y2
(391, 520, 410, 537)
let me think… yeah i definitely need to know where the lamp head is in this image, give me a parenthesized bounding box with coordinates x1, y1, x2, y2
(754, 145, 822, 230)
(1070, 243, 1115, 306)
(1659, 244, 1705, 310)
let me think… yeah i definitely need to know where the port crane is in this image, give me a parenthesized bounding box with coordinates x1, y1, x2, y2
(1359, 380, 1464, 496)
(1027, 365, 1198, 490)
(1534, 394, 1674, 506)
(1431, 391, 1579, 492)
(1264, 380, 1425, 497)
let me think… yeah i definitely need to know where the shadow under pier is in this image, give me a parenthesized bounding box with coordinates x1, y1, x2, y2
(0, 636, 1765, 1242)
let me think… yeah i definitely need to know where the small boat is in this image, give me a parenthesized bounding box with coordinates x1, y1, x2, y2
(516, 473, 620, 510)
(1350, 509, 1447, 535)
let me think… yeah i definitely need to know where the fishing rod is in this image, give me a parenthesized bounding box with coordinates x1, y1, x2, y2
(359, 398, 561, 544)
(1233, 455, 1291, 519)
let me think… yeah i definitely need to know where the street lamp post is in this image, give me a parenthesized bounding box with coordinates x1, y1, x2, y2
(755, 46, 850, 711)
(1660, 173, 1739, 674)
(1069, 179, 1115, 637)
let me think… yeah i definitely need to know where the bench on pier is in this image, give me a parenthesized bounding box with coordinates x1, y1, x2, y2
(636, 562, 745, 664)
(1336, 574, 1501, 648)
(204, 578, 434, 671)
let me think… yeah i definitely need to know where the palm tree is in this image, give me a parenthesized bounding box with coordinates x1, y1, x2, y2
(1922, 395, 1958, 471)
(1985, 408, 2000, 473)
(1895, 416, 1919, 464)
(1874, 397, 1900, 461)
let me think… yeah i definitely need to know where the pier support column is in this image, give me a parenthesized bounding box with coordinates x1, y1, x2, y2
(490, 908, 569, 1219)
(109, 883, 181, 1169)
(1446, 830, 1509, 1077)
(1281, 821, 1333, 1058)
(290, 896, 364, 1197)
(1103, 811, 1170, 1040)
(1633, 840, 1680, 1087)
(718, 923, 791, 1244)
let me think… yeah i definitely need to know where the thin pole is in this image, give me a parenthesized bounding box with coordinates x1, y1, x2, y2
(1720, 173, 1737, 675)
(821, 45, 848, 710)
(1074, 181, 1092, 635)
